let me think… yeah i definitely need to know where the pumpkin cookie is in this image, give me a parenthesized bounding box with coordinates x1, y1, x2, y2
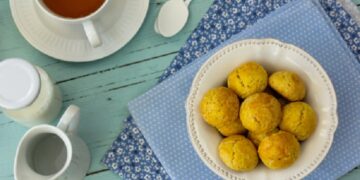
(248, 128, 279, 147)
(217, 118, 247, 136)
(269, 71, 306, 101)
(258, 131, 300, 169)
(200, 87, 239, 128)
(218, 135, 258, 171)
(227, 62, 268, 98)
(240, 93, 282, 133)
(280, 102, 317, 141)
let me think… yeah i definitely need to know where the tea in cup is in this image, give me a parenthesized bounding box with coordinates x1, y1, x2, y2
(35, 0, 111, 48)
(42, 0, 106, 19)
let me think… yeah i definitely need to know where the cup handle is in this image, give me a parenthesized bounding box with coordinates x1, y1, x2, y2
(57, 105, 80, 133)
(82, 20, 102, 48)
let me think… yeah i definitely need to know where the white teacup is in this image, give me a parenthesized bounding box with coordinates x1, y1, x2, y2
(35, 0, 110, 48)
(14, 105, 90, 180)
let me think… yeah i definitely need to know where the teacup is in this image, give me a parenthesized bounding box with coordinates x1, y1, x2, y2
(35, 0, 111, 48)
(14, 105, 90, 180)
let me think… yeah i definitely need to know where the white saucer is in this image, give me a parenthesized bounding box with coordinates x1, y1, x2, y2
(10, 0, 149, 62)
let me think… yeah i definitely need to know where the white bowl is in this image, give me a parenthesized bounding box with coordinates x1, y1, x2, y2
(186, 39, 338, 180)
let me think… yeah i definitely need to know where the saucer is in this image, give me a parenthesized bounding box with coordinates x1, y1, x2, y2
(10, 0, 149, 62)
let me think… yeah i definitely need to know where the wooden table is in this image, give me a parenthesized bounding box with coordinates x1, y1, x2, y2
(0, 0, 360, 179)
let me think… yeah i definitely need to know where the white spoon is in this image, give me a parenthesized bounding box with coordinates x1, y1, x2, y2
(154, 0, 192, 37)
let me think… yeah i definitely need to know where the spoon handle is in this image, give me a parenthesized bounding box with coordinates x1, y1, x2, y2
(184, 0, 192, 7)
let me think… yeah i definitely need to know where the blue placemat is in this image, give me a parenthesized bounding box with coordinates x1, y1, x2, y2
(127, 0, 360, 179)
(103, 0, 360, 179)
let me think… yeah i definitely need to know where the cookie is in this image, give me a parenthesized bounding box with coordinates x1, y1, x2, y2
(227, 62, 268, 99)
(280, 102, 317, 141)
(269, 71, 306, 101)
(240, 93, 282, 133)
(218, 135, 258, 171)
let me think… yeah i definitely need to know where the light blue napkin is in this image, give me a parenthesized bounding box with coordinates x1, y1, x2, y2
(128, 0, 360, 179)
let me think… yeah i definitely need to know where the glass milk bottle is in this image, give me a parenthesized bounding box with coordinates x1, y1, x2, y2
(0, 58, 62, 127)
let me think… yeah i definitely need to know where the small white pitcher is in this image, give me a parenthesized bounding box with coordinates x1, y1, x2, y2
(14, 105, 90, 180)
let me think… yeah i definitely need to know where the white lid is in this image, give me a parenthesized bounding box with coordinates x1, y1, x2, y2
(0, 58, 40, 109)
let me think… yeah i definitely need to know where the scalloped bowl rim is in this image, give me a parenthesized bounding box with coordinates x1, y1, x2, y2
(186, 38, 338, 180)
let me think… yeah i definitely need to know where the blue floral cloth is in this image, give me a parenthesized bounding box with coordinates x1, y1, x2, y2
(103, 117, 169, 180)
(103, 0, 360, 179)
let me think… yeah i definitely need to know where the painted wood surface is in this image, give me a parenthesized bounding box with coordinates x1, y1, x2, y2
(0, 0, 359, 179)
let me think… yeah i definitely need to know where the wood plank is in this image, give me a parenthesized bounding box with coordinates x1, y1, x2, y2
(0, 78, 161, 179)
(352, 0, 360, 5)
(0, 0, 212, 82)
(0, 123, 27, 180)
(0, 0, 214, 178)
(85, 170, 118, 180)
(341, 167, 360, 180)
(0, 54, 171, 176)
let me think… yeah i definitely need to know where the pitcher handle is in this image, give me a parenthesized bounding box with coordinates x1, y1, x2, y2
(57, 105, 80, 133)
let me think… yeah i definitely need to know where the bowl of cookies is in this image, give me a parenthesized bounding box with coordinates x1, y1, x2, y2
(186, 39, 338, 180)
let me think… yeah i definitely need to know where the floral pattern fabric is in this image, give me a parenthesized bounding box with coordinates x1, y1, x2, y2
(102, 0, 360, 179)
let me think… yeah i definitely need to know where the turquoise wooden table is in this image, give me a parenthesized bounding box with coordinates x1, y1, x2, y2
(0, 0, 360, 179)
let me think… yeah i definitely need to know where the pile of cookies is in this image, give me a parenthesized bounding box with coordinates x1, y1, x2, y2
(200, 62, 317, 171)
